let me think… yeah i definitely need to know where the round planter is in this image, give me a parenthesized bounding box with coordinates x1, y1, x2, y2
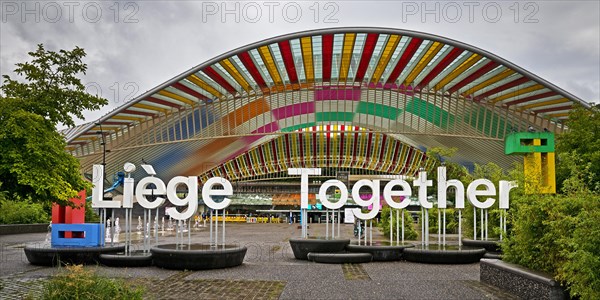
(99, 250, 153, 267)
(461, 239, 501, 253)
(289, 238, 350, 260)
(346, 242, 415, 261)
(307, 252, 372, 264)
(151, 243, 247, 270)
(403, 245, 486, 264)
(24, 244, 125, 266)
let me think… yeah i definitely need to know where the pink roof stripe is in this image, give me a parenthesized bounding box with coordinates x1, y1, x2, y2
(252, 122, 279, 134)
(272, 102, 315, 120)
(315, 87, 361, 101)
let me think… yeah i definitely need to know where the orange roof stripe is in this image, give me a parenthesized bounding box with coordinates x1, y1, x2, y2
(404, 41, 443, 85)
(186, 74, 223, 98)
(258, 46, 283, 85)
(158, 90, 195, 105)
(518, 98, 570, 111)
(219, 59, 251, 92)
(489, 84, 545, 104)
(434, 54, 482, 90)
(300, 36, 314, 83)
(133, 103, 168, 113)
(463, 69, 515, 95)
(339, 33, 356, 82)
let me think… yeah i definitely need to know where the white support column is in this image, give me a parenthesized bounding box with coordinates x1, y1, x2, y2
(443, 209, 446, 246)
(390, 209, 393, 243)
(480, 208, 484, 241)
(459, 209, 462, 246)
(326, 209, 329, 239)
(473, 208, 477, 240)
(400, 209, 404, 243)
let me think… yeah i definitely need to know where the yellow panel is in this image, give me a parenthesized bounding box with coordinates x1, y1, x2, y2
(489, 84, 545, 104)
(463, 69, 515, 95)
(258, 46, 282, 85)
(407, 154, 419, 175)
(111, 115, 145, 122)
(368, 134, 380, 169)
(518, 98, 569, 111)
(524, 139, 556, 194)
(404, 42, 443, 85)
(434, 54, 482, 90)
(133, 103, 168, 113)
(545, 152, 556, 193)
(383, 141, 395, 170)
(339, 33, 356, 82)
(239, 158, 250, 178)
(158, 90, 195, 105)
(91, 126, 119, 132)
(393, 145, 408, 173)
(371, 35, 401, 83)
(300, 37, 314, 83)
(187, 74, 223, 98)
(74, 137, 94, 142)
(547, 112, 569, 118)
(219, 59, 251, 92)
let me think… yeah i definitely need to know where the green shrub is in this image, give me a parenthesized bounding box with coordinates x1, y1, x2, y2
(41, 265, 144, 300)
(0, 198, 49, 224)
(502, 191, 600, 299)
(84, 201, 100, 223)
(378, 206, 418, 240)
(425, 208, 459, 234)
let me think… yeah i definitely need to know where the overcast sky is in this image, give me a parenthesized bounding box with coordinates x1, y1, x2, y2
(1, 1, 599, 128)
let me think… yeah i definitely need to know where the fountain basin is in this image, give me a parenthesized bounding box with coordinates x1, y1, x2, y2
(346, 241, 415, 261)
(403, 245, 486, 264)
(307, 252, 372, 264)
(461, 239, 502, 253)
(24, 244, 125, 266)
(99, 250, 153, 267)
(289, 237, 350, 260)
(151, 243, 246, 270)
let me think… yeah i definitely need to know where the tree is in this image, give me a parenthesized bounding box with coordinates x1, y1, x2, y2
(1, 44, 105, 127)
(556, 104, 600, 193)
(0, 44, 107, 206)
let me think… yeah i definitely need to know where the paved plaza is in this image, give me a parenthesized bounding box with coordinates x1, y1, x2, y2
(0, 223, 517, 299)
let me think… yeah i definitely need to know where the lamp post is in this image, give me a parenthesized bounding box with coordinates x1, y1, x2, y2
(95, 122, 110, 244)
(95, 122, 106, 176)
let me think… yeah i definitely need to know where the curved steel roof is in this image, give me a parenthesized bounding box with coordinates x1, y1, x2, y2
(66, 27, 588, 146)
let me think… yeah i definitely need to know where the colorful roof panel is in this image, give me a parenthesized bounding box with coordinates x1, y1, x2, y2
(65, 28, 592, 180)
(66, 28, 589, 147)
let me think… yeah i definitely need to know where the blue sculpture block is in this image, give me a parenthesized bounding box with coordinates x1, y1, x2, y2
(51, 223, 104, 247)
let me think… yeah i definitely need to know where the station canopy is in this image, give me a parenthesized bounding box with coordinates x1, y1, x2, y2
(63, 27, 590, 182)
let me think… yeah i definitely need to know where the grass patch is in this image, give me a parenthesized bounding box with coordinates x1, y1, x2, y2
(40, 265, 144, 300)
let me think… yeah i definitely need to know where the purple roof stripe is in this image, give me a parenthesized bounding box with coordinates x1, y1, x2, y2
(272, 102, 315, 120)
(252, 122, 279, 134)
(366, 83, 415, 95)
(243, 134, 264, 145)
(223, 145, 250, 163)
(315, 88, 361, 101)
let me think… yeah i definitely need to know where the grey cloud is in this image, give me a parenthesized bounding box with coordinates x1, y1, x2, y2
(1, 0, 598, 128)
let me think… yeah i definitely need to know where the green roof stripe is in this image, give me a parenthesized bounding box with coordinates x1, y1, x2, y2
(405, 97, 455, 129)
(281, 122, 317, 132)
(356, 102, 402, 119)
(315, 112, 355, 122)
(464, 107, 517, 139)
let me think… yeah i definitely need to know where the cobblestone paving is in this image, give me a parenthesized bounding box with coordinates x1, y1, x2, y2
(1, 224, 523, 299)
(133, 271, 286, 300)
(342, 263, 371, 280)
(0, 277, 45, 299)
